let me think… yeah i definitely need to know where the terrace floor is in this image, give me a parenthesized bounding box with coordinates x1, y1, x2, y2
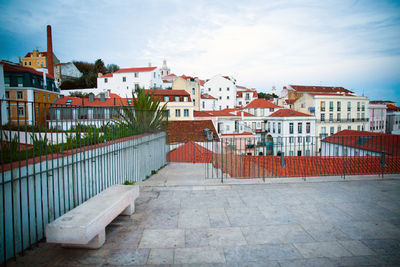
(8, 164, 400, 266)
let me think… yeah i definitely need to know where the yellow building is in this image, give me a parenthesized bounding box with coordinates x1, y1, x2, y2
(22, 50, 60, 70)
(172, 75, 201, 111)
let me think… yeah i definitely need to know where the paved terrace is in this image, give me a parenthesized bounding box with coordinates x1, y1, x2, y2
(9, 164, 400, 266)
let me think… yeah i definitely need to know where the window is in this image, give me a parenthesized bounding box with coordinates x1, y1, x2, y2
(192, 88, 195, 95)
(321, 127, 326, 134)
(337, 101, 341, 111)
(202, 102, 205, 109)
(245, 94, 250, 100)
(289, 151, 294, 156)
(306, 122, 311, 133)
(329, 113, 333, 122)
(330, 126, 334, 135)
(357, 125, 360, 131)
(174, 96, 180, 102)
(347, 101, 351, 111)
(175, 109, 181, 117)
(208, 88, 211, 92)
(163, 96, 169, 102)
(337, 113, 341, 122)
(227, 87, 230, 91)
(153, 72, 156, 78)
(239, 101, 242, 106)
(29, 62, 31, 66)
(357, 102, 360, 111)
(104, 78, 108, 83)
(219, 96, 222, 100)
(184, 109, 189, 117)
(362, 113, 365, 120)
(329, 101, 333, 111)
(347, 113, 351, 120)
(219, 88, 222, 91)
(17, 91, 23, 100)
(24, 62, 27, 66)
(321, 113, 325, 122)
(66, 99, 72, 105)
(267, 122, 271, 132)
(278, 122, 281, 134)
(306, 136, 311, 143)
(298, 123, 302, 134)
(306, 149, 310, 156)
(4, 77, 10, 86)
(289, 123, 294, 134)
(134, 72, 138, 78)
(298, 136, 302, 143)
(321, 101, 325, 111)
(166, 109, 170, 117)
(348, 125, 351, 130)
(337, 126, 341, 132)
(357, 113, 360, 119)
(289, 137, 294, 143)
(17, 77, 23, 87)
(227, 96, 229, 100)
(226, 105, 228, 109)
(122, 77, 126, 82)
(127, 99, 132, 105)
(134, 84, 139, 91)
(270, 108, 274, 112)
(362, 103, 366, 111)
(273, 122, 276, 133)
(5, 91, 9, 99)
(17, 106, 25, 116)
(183, 96, 188, 102)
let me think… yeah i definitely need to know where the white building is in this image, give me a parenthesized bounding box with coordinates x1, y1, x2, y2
(236, 86, 258, 107)
(203, 75, 237, 110)
(265, 109, 316, 156)
(97, 66, 163, 97)
(367, 102, 387, 133)
(200, 93, 217, 110)
(386, 104, 400, 134)
(54, 62, 82, 87)
(242, 98, 282, 133)
(0, 61, 7, 124)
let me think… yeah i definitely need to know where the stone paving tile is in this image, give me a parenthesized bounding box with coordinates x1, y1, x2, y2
(208, 207, 231, 227)
(301, 223, 351, 241)
(241, 224, 314, 245)
(337, 240, 376, 256)
(208, 227, 247, 247)
(147, 248, 174, 265)
(279, 257, 337, 267)
(174, 247, 225, 264)
(139, 229, 185, 248)
(185, 228, 209, 247)
(141, 208, 180, 229)
(360, 239, 400, 255)
(105, 248, 150, 265)
(224, 243, 303, 264)
(330, 255, 386, 266)
(257, 205, 300, 225)
(337, 221, 400, 240)
(225, 207, 267, 227)
(294, 241, 352, 258)
(179, 209, 210, 228)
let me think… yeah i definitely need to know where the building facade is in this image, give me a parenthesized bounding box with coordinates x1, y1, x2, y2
(172, 75, 201, 111)
(386, 104, 400, 134)
(203, 75, 237, 110)
(367, 102, 387, 133)
(22, 50, 60, 71)
(236, 86, 258, 107)
(54, 62, 82, 87)
(3, 62, 59, 126)
(97, 66, 163, 96)
(200, 94, 217, 110)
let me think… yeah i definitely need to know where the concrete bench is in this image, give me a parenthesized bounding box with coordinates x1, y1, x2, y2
(45, 184, 139, 248)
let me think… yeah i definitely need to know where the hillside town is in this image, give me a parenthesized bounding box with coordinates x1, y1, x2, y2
(1, 25, 400, 158)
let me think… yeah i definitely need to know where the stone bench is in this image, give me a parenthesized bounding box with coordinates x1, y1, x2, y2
(45, 184, 139, 248)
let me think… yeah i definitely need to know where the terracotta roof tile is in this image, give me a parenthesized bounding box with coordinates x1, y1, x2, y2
(387, 104, 400, 111)
(4, 63, 54, 79)
(269, 109, 312, 117)
(167, 141, 213, 163)
(290, 85, 354, 94)
(201, 94, 217, 100)
(167, 120, 219, 143)
(244, 99, 281, 109)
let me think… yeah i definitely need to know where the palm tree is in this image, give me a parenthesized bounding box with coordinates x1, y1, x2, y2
(114, 89, 167, 133)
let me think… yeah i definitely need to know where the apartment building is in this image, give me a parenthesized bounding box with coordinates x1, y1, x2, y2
(172, 75, 201, 111)
(265, 109, 316, 156)
(148, 89, 194, 121)
(289, 85, 369, 138)
(2, 61, 59, 126)
(367, 101, 387, 133)
(203, 75, 237, 110)
(97, 66, 163, 96)
(386, 104, 400, 134)
(236, 86, 258, 107)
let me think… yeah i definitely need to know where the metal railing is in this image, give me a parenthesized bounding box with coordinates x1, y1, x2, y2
(0, 99, 168, 264)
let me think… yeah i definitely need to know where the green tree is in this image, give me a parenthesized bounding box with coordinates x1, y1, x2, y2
(94, 59, 107, 74)
(114, 89, 167, 133)
(107, 64, 120, 73)
(258, 92, 279, 100)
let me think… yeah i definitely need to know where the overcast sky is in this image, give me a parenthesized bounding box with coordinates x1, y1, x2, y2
(1, 0, 399, 103)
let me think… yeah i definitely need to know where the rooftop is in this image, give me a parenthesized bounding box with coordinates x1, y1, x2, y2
(269, 108, 312, 117)
(244, 99, 281, 109)
(289, 85, 354, 94)
(4, 62, 55, 79)
(167, 120, 219, 143)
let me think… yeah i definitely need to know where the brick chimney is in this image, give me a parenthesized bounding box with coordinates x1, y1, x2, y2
(47, 25, 54, 77)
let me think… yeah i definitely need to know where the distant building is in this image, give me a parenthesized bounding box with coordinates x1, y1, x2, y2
(161, 73, 177, 89)
(321, 130, 400, 156)
(203, 75, 237, 110)
(97, 66, 163, 96)
(21, 49, 60, 71)
(236, 85, 258, 107)
(54, 62, 82, 87)
(367, 101, 387, 133)
(172, 75, 201, 111)
(0, 61, 7, 124)
(160, 59, 171, 77)
(200, 93, 217, 110)
(265, 109, 316, 156)
(386, 104, 400, 134)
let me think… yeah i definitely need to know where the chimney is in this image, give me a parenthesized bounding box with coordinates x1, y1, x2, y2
(148, 62, 152, 67)
(47, 25, 54, 77)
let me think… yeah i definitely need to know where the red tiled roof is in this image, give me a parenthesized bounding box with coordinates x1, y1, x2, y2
(387, 104, 400, 111)
(167, 120, 219, 143)
(100, 73, 113, 78)
(285, 99, 296, 105)
(167, 141, 213, 163)
(201, 94, 216, 100)
(237, 89, 258, 98)
(145, 89, 191, 102)
(307, 92, 355, 97)
(53, 95, 131, 107)
(322, 130, 400, 155)
(4, 63, 54, 79)
(24, 51, 48, 58)
(108, 93, 121, 98)
(236, 85, 247, 89)
(194, 109, 254, 118)
(114, 67, 157, 73)
(244, 99, 281, 109)
(199, 80, 205, 86)
(289, 85, 354, 94)
(269, 109, 312, 117)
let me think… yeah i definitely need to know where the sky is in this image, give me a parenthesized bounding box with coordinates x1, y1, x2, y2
(0, 0, 399, 103)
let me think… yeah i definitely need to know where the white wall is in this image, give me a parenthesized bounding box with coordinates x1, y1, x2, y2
(367, 104, 386, 133)
(203, 75, 237, 110)
(0, 63, 7, 124)
(321, 142, 381, 157)
(200, 99, 216, 110)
